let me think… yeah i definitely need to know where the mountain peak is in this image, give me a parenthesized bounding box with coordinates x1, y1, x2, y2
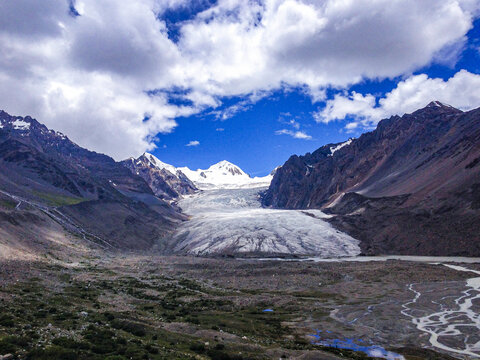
(210, 160, 238, 169)
(426, 100, 449, 108)
(206, 160, 245, 177)
(140, 152, 178, 175)
(422, 101, 462, 112)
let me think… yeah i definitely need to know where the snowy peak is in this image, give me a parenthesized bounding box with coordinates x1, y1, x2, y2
(179, 161, 272, 190)
(0, 111, 72, 144)
(207, 160, 246, 177)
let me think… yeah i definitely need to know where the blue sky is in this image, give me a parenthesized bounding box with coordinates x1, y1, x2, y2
(153, 90, 353, 176)
(2, 1, 480, 175)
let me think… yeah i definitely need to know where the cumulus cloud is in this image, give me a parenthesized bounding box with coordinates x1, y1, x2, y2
(0, 0, 188, 159)
(0, 0, 478, 158)
(175, 0, 476, 100)
(315, 70, 480, 129)
(275, 129, 312, 140)
(186, 140, 200, 146)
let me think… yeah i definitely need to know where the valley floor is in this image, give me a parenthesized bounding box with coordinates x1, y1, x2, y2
(0, 254, 478, 359)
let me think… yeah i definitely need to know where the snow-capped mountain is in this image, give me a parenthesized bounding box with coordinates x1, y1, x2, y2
(123, 154, 272, 193)
(178, 160, 273, 189)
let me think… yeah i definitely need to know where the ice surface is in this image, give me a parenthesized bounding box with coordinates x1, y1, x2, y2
(173, 187, 360, 256)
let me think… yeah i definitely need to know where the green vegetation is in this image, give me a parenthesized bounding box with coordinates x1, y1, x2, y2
(0, 198, 16, 209)
(0, 262, 418, 360)
(31, 190, 85, 207)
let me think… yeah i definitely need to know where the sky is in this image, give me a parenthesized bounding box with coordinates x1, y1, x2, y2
(1, 1, 480, 175)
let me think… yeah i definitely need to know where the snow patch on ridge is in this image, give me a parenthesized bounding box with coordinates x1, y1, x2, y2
(12, 119, 30, 130)
(329, 138, 353, 156)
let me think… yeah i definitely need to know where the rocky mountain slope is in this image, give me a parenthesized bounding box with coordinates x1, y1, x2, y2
(121, 153, 197, 200)
(263, 102, 480, 256)
(0, 110, 185, 256)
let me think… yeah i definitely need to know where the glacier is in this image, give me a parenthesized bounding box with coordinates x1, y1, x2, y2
(172, 187, 361, 257)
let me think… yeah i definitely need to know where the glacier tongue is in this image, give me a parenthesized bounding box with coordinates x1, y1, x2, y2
(172, 187, 360, 256)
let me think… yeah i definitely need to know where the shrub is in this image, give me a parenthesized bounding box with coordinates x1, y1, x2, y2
(189, 342, 206, 353)
(0, 314, 15, 327)
(26, 345, 78, 360)
(111, 320, 146, 337)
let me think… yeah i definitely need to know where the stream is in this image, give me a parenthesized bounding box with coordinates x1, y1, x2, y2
(401, 264, 480, 358)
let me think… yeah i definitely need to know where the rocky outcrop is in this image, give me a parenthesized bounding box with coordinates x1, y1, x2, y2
(121, 153, 197, 200)
(263, 102, 480, 256)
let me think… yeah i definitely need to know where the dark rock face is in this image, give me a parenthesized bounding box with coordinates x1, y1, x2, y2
(121, 154, 197, 200)
(0, 110, 184, 251)
(263, 102, 480, 256)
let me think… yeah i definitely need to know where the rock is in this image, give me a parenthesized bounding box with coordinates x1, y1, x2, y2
(121, 153, 197, 201)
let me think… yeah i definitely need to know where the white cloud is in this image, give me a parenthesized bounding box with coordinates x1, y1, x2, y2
(176, 0, 476, 100)
(215, 128, 224, 132)
(186, 140, 200, 146)
(0, 0, 478, 158)
(314, 92, 382, 125)
(279, 116, 301, 129)
(210, 91, 270, 120)
(275, 129, 312, 140)
(0, 0, 187, 159)
(315, 70, 480, 129)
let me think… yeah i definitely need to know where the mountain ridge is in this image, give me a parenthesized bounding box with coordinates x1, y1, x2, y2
(123, 153, 274, 191)
(0, 110, 185, 256)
